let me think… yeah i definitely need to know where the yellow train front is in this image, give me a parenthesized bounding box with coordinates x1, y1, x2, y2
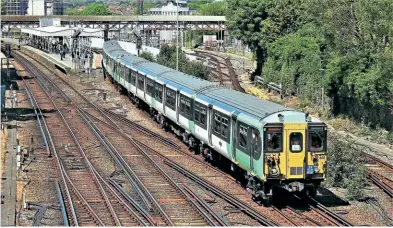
(247, 113, 327, 204)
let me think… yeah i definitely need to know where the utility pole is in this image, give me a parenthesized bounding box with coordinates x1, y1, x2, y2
(176, 0, 179, 71)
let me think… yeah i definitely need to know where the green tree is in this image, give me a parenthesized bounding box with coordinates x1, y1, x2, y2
(227, 0, 304, 79)
(156, 44, 209, 79)
(228, 0, 393, 130)
(1, 0, 7, 15)
(199, 1, 227, 16)
(67, 3, 112, 16)
(139, 51, 155, 62)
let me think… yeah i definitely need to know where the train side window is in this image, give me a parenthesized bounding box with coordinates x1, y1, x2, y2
(155, 82, 163, 102)
(146, 78, 155, 96)
(166, 88, 176, 109)
(239, 125, 249, 149)
(194, 103, 200, 122)
(308, 127, 326, 152)
(138, 74, 144, 90)
(200, 107, 206, 125)
(180, 94, 191, 117)
(290, 132, 303, 152)
(221, 116, 229, 138)
(193, 101, 207, 129)
(131, 71, 136, 85)
(264, 127, 283, 152)
(213, 113, 221, 134)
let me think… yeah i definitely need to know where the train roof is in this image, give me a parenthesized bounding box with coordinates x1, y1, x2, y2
(103, 41, 295, 121)
(200, 87, 293, 119)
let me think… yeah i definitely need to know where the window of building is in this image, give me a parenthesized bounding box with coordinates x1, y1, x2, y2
(290, 132, 303, 152)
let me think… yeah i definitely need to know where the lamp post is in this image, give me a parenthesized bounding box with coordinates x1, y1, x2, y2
(176, 0, 179, 71)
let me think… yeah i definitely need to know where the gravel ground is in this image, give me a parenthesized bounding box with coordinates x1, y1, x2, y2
(9, 61, 63, 226)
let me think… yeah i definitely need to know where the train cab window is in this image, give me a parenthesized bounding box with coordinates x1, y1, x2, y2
(138, 74, 145, 90)
(146, 78, 155, 96)
(308, 126, 326, 152)
(290, 132, 303, 152)
(264, 127, 283, 152)
(155, 82, 163, 102)
(239, 125, 249, 149)
(165, 88, 176, 109)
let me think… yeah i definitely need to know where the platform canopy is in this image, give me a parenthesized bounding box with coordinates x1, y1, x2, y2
(21, 26, 103, 37)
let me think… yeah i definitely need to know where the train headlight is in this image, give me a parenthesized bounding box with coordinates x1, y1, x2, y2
(271, 168, 278, 175)
(314, 166, 319, 173)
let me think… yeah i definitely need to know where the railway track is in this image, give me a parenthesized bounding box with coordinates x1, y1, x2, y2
(191, 50, 245, 92)
(363, 153, 393, 197)
(13, 50, 228, 226)
(14, 52, 147, 226)
(13, 46, 355, 227)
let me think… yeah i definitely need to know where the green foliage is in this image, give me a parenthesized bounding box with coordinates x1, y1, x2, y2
(387, 132, 393, 144)
(67, 3, 112, 16)
(228, 0, 393, 130)
(199, 1, 227, 16)
(139, 51, 155, 62)
(325, 133, 367, 200)
(156, 44, 209, 79)
(1, 0, 7, 15)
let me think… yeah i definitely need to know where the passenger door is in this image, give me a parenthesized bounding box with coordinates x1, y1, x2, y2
(207, 105, 213, 145)
(286, 125, 306, 179)
(231, 114, 237, 161)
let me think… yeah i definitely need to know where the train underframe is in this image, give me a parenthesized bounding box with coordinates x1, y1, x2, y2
(106, 72, 321, 205)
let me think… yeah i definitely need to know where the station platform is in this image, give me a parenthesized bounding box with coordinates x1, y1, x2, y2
(20, 46, 102, 74)
(1, 38, 102, 75)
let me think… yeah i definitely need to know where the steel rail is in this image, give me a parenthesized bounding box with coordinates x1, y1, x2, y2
(14, 52, 119, 226)
(308, 197, 353, 226)
(367, 171, 393, 198)
(55, 180, 70, 226)
(77, 108, 173, 226)
(164, 159, 279, 226)
(79, 107, 218, 226)
(182, 185, 230, 226)
(16, 56, 79, 226)
(14, 50, 171, 226)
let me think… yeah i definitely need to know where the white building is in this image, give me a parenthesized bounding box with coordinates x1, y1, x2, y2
(148, 0, 196, 16)
(148, 0, 195, 42)
(27, 0, 46, 15)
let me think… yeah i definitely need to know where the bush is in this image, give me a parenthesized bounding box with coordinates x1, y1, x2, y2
(139, 51, 155, 62)
(325, 132, 367, 200)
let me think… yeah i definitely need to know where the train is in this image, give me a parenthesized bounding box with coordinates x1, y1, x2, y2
(102, 40, 327, 204)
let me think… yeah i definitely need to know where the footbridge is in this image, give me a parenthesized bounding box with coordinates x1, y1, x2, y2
(1, 15, 227, 32)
